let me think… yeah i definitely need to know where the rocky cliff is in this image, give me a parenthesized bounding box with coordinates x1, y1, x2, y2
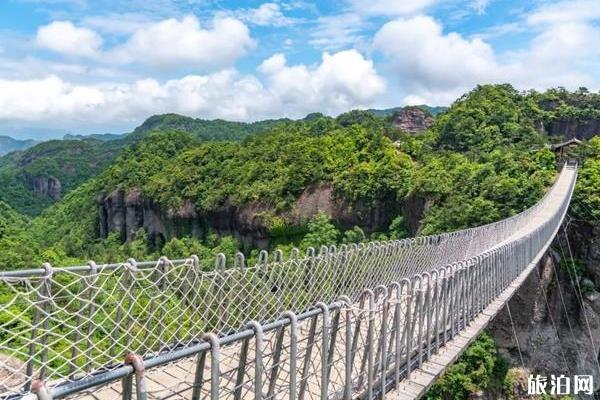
(97, 185, 412, 250)
(29, 176, 61, 200)
(488, 221, 600, 397)
(538, 118, 600, 140)
(392, 107, 434, 134)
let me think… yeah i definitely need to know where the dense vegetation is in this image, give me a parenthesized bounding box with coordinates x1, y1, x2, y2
(0, 139, 120, 215)
(1, 84, 599, 398)
(126, 113, 292, 143)
(0, 114, 296, 216)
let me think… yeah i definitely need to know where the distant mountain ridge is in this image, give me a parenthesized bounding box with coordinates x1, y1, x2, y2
(367, 105, 447, 117)
(63, 133, 127, 142)
(127, 113, 292, 142)
(0, 136, 38, 156)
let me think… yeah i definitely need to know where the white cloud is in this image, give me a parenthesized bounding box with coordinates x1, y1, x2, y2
(258, 50, 386, 111)
(374, 16, 497, 90)
(110, 15, 255, 69)
(349, 0, 437, 16)
(36, 15, 254, 70)
(81, 13, 155, 34)
(236, 3, 298, 27)
(36, 21, 102, 57)
(373, 15, 600, 104)
(0, 50, 386, 131)
(471, 0, 490, 14)
(527, 0, 600, 25)
(310, 13, 368, 49)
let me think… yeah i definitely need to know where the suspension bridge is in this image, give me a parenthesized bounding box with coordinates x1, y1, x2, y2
(0, 162, 579, 400)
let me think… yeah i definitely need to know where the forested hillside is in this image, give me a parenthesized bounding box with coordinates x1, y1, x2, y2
(1, 84, 599, 398)
(0, 139, 120, 215)
(0, 107, 447, 217)
(0, 114, 296, 216)
(0, 84, 569, 268)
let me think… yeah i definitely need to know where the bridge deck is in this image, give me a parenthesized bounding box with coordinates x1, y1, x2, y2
(386, 166, 576, 399)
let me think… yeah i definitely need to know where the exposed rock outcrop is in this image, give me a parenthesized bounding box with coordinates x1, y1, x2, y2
(538, 118, 600, 140)
(489, 222, 600, 397)
(29, 176, 61, 200)
(392, 107, 434, 134)
(97, 184, 412, 250)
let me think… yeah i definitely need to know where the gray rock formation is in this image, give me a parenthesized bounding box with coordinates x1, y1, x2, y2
(392, 107, 434, 134)
(30, 176, 61, 200)
(489, 222, 600, 397)
(96, 184, 411, 250)
(539, 118, 600, 140)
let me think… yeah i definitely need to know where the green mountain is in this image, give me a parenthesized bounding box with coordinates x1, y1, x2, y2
(0, 139, 121, 215)
(0, 113, 293, 216)
(366, 105, 448, 117)
(127, 113, 292, 142)
(26, 85, 561, 264)
(63, 133, 127, 141)
(0, 135, 38, 156)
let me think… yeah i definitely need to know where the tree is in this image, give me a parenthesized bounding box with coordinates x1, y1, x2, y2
(342, 226, 366, 243)
(388, 216, 409, 239)
(300, 213, 340, 250)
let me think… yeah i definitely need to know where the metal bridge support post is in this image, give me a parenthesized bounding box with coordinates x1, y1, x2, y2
(282, 311, 299, 400)
(29, 263, 54, 384)
(266, 326, 285, 400)
(460, 264, 467, 329)
(404, 280, 414, 379)
(337, 296, 354, 400)
(203, 333, 221, 400)
(117, 260, 136, 356)
(366, 291, 375, 398)
(415, 274, 426, 368)
(191, 351, 207, 400)
(247, 321, 265, 400)
(468, 261, 475, 324)
(449, 267, 457, 339)
(85, 261, 98, 373)
(157, 256, 170, 350)
(233, 338, 250, 400)
(387, 283, 401, 394)
(70, 263, 92, 376)
(124, 353, 147, 400)
(316, 303, 330, 400)
(441, 269, 449, 347)
(32, 380, 52, 400)
(25, 264, 53, 391)
(298, 314, 318, 400)
(374, 285, 389, 394)
(326, 307, 341, 386)
(357, 289, 375, 394)
(432, 270, 442, 354)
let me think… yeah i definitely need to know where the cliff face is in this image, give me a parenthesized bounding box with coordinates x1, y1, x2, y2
(29, 176, 61, 200)
(538, 118, 600, 140)
(97, 185, 414, 249)
(392, 107, 434, 134)
(488, 222, 600, 396)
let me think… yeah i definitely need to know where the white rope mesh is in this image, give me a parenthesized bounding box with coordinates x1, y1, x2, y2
(0, 165, 575, 397)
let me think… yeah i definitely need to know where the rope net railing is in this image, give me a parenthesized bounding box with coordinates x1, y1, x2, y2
(0, 164, 577, 399)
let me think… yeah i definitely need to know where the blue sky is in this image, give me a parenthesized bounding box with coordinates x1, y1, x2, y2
(1, 0, 600, 138)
